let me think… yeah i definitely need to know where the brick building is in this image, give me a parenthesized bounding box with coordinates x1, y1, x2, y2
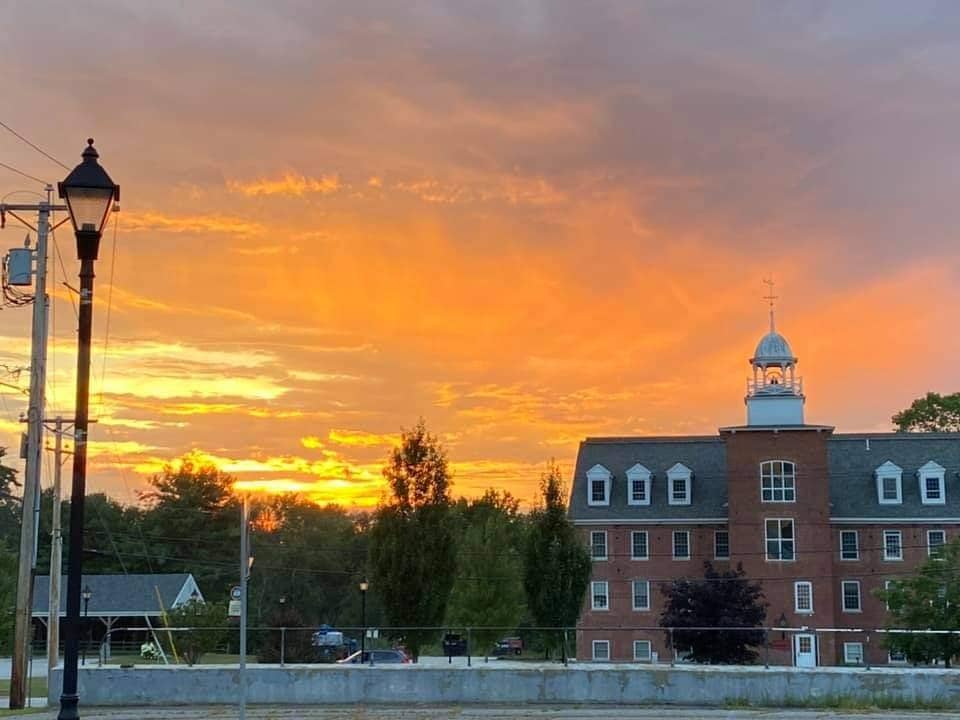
(569, 311, 960, 667)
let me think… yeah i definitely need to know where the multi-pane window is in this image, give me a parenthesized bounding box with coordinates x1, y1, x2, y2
(760, 460, 796, 502)
(590, 531, 608, 561)
(666, 463, 692, 506)
(626, 464, 652, 506)
(843, 642, 864, 665)
(673, 530, 690, 560)
(631, 531, 649, 560)
(631, 478, 647, 503)
(591, 480, 606, 503)
(633, 640, 652, 662)
(840, 530, 859, 560)
(919, 461, 946, 505)
(714, 530, 730, 560)
(883, 530, 902, 561)
(632, 580, 651, 611)
(881, 476, 900, 503)
(794, 581, 813, 613)
(842, 580, 861, 612)
(924, 476, 943, 502)
(591, 581, 609, 611)
(928, 530, 947, 557)
(592, 640, 610, 661)
(765, 519, 795, 561)
(586, 465, 611, 506)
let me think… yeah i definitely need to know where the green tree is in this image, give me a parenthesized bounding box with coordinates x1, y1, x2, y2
(0, 543, 17, 654)
(878, 539, 960, 667)
(164, 597, 229, 665)
(445, 504, 526, 659)
(523, 461, 591, 660)
(893, 392, 960, 432)
(369, 420, 456, 661)
(0, 447, 21, 552)
(139, 457, 239, 595)
(659, 562, 766, 664)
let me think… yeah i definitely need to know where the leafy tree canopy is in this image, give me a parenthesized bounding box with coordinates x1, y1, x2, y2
(0, 543, 17, 654)
(523, 461, 590, 658)
(370, 419, 456, 660)
(893, 392, 960, 433)
(164, 597, 229, 665)
(660, 562, 766, 664)
(0, 447, 21, 552)
(878, 538, 960, 667)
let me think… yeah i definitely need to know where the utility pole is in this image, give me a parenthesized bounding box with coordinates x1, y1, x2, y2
(47, 416, 71, 676)
(1, 188, 66, 709)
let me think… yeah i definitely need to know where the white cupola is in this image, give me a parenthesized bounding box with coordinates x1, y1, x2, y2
(745, 286, 805, 426)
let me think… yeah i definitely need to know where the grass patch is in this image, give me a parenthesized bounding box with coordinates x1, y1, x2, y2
(0, 709, 48, 717)
(0, 678, 48, 698)
(725, 693, 956, 711)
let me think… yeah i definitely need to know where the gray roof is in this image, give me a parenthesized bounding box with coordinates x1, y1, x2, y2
(829, 433, 960, 519)
(32, 573, 198, 617)
(569, 437, 727, 521)
(752, 330, 796, 364)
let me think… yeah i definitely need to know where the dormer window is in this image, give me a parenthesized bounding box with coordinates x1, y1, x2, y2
(918, 461, 946, 505)
(667, 463, 692, 506)
(626, 463, 652, 506)
(586, 464, 612, 506)
(875, 461, 903, 505)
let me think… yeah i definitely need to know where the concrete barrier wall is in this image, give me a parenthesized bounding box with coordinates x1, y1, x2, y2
(49, 664, 960, 708)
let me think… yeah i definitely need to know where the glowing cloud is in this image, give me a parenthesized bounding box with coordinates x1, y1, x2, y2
(227, 172, 341, 197)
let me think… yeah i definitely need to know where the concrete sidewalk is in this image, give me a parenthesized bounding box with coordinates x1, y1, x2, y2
(0, 706, 955, 720)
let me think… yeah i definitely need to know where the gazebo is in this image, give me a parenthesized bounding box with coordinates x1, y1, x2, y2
(32, 573, 204, 661)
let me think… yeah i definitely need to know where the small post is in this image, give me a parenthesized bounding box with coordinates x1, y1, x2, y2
(669, 628, 675, 667)
(764, 628, 770, 669)
(865, 632, 871, 671)
(563, 628, 569, 667)
(280, 627, 286, 667)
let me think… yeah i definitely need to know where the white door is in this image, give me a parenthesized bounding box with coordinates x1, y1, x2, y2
(794, 634, 817, 668)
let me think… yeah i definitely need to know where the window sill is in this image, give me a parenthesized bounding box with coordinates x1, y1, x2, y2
(842, 609, 863, 614)
(631, 557, 650, 561)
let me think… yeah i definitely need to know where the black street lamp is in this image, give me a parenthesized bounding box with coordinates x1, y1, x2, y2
(359, 579, 368, 662)
(80, 586, 92, 666)
(57, 139, 119, 720)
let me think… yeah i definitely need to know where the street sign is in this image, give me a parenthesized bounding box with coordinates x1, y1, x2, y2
(228, 600, 241, 617)
(230, 586, 242, 601)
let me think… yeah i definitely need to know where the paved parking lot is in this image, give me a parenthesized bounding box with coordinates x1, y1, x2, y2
(1, 706, 954, 719)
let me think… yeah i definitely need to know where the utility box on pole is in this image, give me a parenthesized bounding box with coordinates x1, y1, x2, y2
(7, 247, 32, 286)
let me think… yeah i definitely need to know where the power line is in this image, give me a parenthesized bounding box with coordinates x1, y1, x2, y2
(0, 120, 69, 171)
(0, 161, 47, 186)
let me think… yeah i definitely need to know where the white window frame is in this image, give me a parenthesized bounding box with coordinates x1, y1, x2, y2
(888, 648, 907, 664)
(672, 530, 691, 560)
(794, 581, 813, 614)
(875, 461, 902, 505)
(918, 460, 946, 505)
(592, 639, 610, 662)
(632, 579, 651, 611)
(841, 580, 861, 613)
(928, 529, 947, 558)
(840, 530, 859, 561)
(666, 463, 692, 506)
(631, 530, 649, 560)
(633, 639, 652, 662)
(626, 463, 652, 506)
(843, 642, 864, 665)
(765, 518, 795, 562)
(883, 530, 902, 561)
(590, 531, 608, 561)
(586, 464, 612, 506)
(760, 460, 796, 503)
(591, 580, 609, 611)
(884, 580, 894, 611)
(714, 530, 730, 560)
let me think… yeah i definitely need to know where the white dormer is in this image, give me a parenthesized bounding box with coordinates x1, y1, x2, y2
(918, 460, 946, 505)
(875, 461, 903, 505)
(626, 463, 652, 506)
(586, 464, 612, 506)
(666, 462, 692, 506)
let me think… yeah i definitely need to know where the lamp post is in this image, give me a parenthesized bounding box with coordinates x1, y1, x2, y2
(80, 586, 91, 666)
(56, 139, 119, 720)
(359, 579, 368, 662)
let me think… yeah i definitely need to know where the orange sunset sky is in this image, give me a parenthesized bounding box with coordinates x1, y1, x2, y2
(0, 2, 958, 508)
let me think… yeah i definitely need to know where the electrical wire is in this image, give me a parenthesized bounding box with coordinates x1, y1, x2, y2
(0, 120, 70, 171)
(0, 161, 47, 186)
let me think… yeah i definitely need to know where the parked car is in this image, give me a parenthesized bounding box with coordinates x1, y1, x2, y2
(337, 649, 411, 664)
(492, 636, 523, 657)
(442, 633, 467, 656)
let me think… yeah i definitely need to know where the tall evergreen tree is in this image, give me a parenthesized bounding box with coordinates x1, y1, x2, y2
(660, 562, 766, 664)
(523, 461, 590, 660)
(369, 420, 456, 660)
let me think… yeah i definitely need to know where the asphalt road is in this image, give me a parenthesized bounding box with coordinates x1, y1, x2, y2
(0, 706, 954, 720)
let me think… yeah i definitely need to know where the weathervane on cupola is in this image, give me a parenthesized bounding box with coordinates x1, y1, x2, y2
(745, 278, 805, 426)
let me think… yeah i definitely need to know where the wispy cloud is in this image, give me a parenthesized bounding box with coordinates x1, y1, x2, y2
(121, 211, 264, 235)
(227, 172, 341, 197)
